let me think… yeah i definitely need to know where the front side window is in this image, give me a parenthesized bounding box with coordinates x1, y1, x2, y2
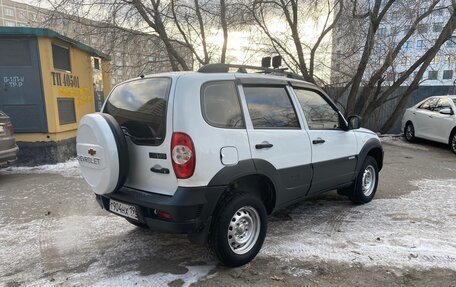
(243, 86, 299, 129)
(435, 98, 453, 112)
(294, 89, 341, 130)
(104, 77, 171, 145)
(201, 81, 244, 128)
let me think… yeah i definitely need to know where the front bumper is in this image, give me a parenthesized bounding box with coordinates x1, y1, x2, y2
(0, 145, 19, 166)
(96, 185, 225, 234)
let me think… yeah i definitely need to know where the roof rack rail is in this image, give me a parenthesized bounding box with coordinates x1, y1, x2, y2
(197, 63, 305, 80)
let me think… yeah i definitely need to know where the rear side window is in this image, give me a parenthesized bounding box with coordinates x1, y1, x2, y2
(201, 81, 244, 128)
(418, 97, 438, 110)
(104, 77, 171, 146)
(243, 86, 299, 129)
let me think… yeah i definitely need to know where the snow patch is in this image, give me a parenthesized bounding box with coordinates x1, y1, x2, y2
(92, 265, 213, 287)
(262, 178, 456, 270)
(0, 159, 81, 178)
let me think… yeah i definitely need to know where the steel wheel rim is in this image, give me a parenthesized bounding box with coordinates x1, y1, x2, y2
(406, 125, 413, 140)
(361, 165, 376, 197)
(227, 206, 261, 255)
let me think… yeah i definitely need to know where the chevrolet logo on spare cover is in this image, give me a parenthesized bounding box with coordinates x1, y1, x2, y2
(88, 148, 97, 156)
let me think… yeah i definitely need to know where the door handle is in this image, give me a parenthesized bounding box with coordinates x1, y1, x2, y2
(312, 138, 326, 144)
(255, 143, 273, 149)
(150, 166, 170, 174)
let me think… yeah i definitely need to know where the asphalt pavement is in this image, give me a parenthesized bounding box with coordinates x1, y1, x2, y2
(1, 137, 456, 287)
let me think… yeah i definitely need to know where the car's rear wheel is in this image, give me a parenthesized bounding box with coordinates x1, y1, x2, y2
(209, 191, 267, 267)
(345, 156, 379, 204)
(450, 130, 456, 155)
(404, 122, 415, 142)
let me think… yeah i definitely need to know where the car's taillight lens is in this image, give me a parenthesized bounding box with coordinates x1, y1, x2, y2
(171, 132, 195, 179)
(6, 122, 13, 135)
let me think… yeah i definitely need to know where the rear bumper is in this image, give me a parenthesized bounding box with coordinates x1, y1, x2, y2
(0, 145, 19, 166)
(96, 185, 225, 234)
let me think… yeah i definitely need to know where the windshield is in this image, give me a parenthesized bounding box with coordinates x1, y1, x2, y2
(104, 77, 171, 145)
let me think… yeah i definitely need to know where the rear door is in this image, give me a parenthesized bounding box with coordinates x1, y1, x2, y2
(239, 84, 312, 205)
(292, 88, 357, 195)
(104, 77, 178, 195)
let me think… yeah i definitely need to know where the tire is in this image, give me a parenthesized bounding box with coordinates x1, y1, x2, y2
(125, 218, 149, 229)
(450, 130, 456, 155)
(348, 156, 379, 204)
(404, 122, 415, 142)
(209, 191, 267, 267)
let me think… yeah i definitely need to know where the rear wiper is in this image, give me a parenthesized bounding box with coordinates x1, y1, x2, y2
(121, 127, 162, 141)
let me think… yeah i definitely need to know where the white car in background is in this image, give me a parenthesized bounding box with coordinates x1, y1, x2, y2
(402, 95, 456, 154)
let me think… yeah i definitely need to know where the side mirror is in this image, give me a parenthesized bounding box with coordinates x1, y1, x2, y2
(439, 107, 454, 115)
(348, 115, 361, 130)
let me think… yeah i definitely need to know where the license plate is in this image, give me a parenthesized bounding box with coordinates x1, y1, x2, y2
(109, 199, 138, 220)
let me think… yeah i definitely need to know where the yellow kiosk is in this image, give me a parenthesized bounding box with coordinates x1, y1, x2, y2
(0, 27, 111, 165)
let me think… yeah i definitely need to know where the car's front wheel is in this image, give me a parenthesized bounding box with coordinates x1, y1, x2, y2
(404, 122, 415, 142)
(209, 191, 267, 267)
(450, 130, 456, 155)
(348, 156, 379, 204)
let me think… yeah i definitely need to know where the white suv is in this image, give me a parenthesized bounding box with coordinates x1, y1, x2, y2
(76, 64, 383, 267)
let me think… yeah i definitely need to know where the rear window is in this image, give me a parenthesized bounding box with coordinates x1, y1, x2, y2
(104, 77, 171, 146)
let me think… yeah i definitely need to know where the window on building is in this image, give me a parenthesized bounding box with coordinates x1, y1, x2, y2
(404, 41, 412, 49)
(416, 40, 424, 49)
(420, 7, 427, 15)
(391, 11, 399, 21)
(401, 56, 409, 66)
(17, 10, 27, 20)
(443, 70, 453, 80)
(243, 86, 300, 129)
(428, 70, 438, 80)
(434, 6, 443, 16)
(93, 58, 100, 70)
(335, 63, 341, 70)
(386, 72, 395, 82)
(433, 22, 443, 33)
(336, 50, 341, 58)
(57, 98, 76, 125)
(417, 24, 428, 34)
(201, 81, 244, 128)
(52, 44, 71, 71)
(4, 7, 14, 17)
(447, 39, 456, 47)
(4, 21, 15, 27)
(378, 27, 387, 36)
(445, 54, 453, 64)
(431, 55, 440, 65)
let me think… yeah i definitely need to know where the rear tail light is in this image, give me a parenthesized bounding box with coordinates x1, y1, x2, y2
(171, 132, 195, 179)
(6, 121, 13, 135)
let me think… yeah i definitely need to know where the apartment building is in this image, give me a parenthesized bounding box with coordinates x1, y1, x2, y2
(0, 0, 192, 85)
(331, 0, 456, 86)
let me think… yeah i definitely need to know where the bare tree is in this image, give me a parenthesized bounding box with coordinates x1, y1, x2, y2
(246, 0, 344, 84)
(252, 0, 456, 133)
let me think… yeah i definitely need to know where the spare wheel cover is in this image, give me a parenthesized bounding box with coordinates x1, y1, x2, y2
(76, 113, 129, 195)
